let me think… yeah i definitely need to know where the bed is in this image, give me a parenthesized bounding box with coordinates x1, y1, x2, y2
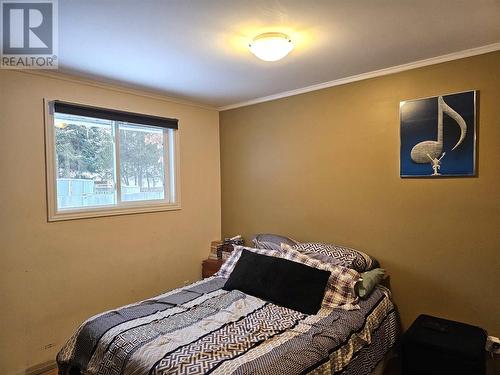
(57, 276, 399, 375)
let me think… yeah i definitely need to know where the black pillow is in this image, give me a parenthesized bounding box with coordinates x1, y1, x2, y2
(223, 249, 331, 315)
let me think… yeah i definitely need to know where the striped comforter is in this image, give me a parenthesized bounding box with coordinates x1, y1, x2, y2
(57, 277, 399, 375)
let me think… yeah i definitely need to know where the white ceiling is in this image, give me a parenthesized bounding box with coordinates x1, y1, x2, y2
(58, 0, 500, 109)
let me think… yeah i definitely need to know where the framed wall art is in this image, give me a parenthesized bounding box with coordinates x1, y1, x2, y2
(400, 90, 477, 177)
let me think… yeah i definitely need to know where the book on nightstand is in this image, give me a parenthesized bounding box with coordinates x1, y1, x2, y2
(208, 235, 244, 261)
(203, 236, 244, 278)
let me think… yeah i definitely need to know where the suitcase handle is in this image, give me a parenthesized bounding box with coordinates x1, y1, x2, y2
(421, 319, 448, 333)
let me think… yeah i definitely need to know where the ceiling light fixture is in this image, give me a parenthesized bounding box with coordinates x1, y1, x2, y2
(249, 32, 294, 62)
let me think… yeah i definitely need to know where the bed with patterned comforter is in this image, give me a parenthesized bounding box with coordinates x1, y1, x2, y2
(57, 276, 399, 375)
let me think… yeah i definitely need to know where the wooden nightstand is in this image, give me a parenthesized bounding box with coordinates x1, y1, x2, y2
(202, 259, 223, 278)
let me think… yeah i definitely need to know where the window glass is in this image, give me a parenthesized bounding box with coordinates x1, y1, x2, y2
(54, 114, 116, 209)
(119, 123, 166, 202)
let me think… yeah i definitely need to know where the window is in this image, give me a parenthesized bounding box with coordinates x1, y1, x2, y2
(45, 100, 180, 221)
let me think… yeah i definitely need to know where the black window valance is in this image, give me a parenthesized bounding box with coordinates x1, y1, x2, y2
(52, 100, 178, 130)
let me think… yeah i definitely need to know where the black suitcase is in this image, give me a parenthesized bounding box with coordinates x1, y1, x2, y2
(402, 314, 487, 375)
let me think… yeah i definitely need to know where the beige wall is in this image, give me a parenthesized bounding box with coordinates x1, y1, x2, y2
(0, 71, 221, 374)
(220, 51, 500, 336)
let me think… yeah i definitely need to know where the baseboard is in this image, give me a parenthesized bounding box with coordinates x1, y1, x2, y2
(24, 361, 57, 375)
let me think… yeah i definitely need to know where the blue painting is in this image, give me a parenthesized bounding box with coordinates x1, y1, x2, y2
(400, 90, 476, 177)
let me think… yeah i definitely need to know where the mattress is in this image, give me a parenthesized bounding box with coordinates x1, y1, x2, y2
(57, 277, 399, 375)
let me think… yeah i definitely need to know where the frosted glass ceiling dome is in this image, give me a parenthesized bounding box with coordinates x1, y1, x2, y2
(249, 32, 294, 62)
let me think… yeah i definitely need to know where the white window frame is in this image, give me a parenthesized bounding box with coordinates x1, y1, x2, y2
(44, 98, 181, 221)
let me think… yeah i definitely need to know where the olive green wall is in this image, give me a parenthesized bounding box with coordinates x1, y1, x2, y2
(220, 51, 500, 335)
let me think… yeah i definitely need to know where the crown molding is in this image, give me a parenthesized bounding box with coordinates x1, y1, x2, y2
(218, 42, 500, 111)
(8, 42, 500, 112)
(13, 70, 217, 111)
